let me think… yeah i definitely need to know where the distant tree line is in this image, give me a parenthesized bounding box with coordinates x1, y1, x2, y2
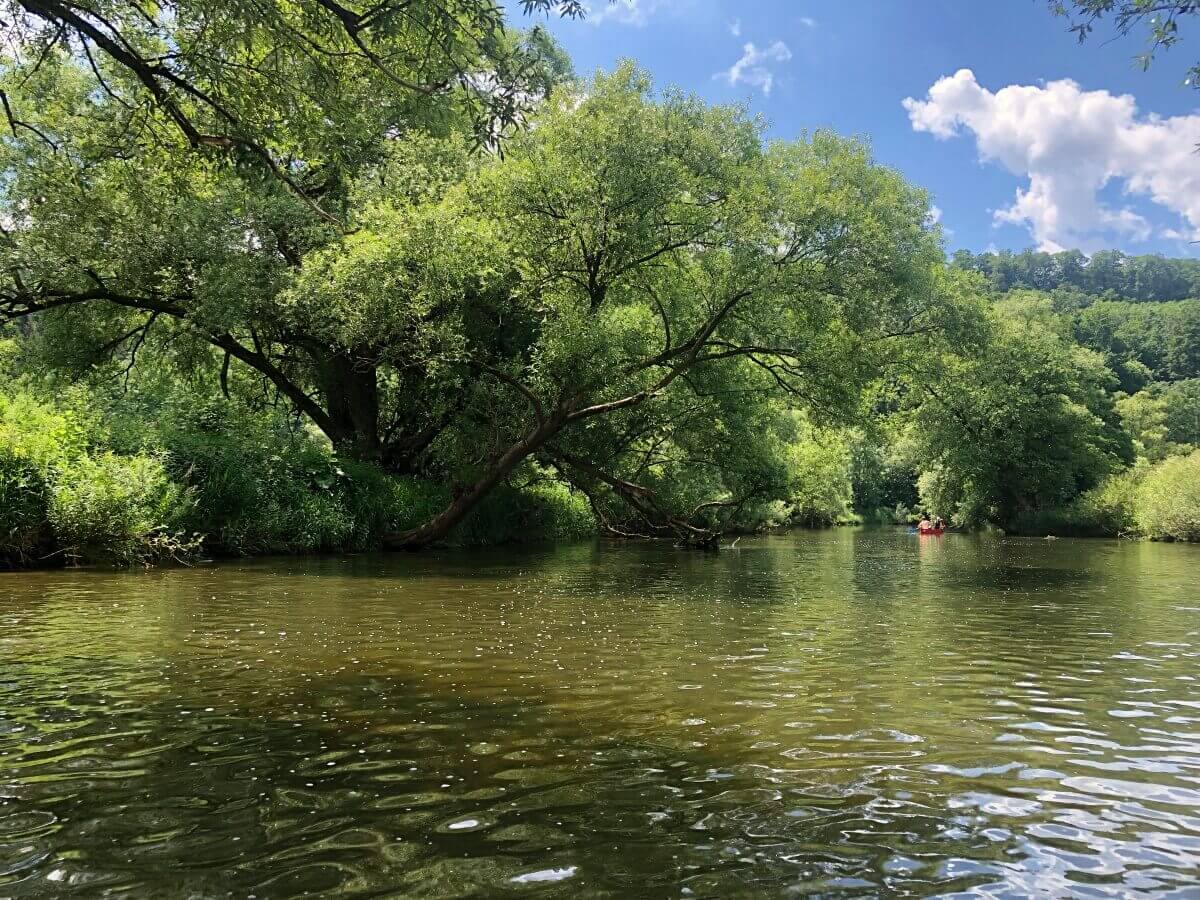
(951, 249, 1200, 302)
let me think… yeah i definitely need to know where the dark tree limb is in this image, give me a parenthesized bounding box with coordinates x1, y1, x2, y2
(547, 448, 721, 548)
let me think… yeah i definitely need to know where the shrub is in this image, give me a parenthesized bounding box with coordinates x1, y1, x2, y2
(0, 446, 51, 566)
(0, 389, 598, 566)
(438, 479, 594, 547)
(1134, 451, 1200, 542)
(1, 391, 81, 566)
(487, 481, 594, 544)
(1077, 468, 1140, 535)
(0, 391, 87, 467)
(164, 419, 366, 555)
(1004, 467, 1138, 537)
(1009, 454, 1200, 541)
(49, 451, 193, 565)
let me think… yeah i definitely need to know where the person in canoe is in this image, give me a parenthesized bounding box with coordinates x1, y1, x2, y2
(916, 515, 945, 535)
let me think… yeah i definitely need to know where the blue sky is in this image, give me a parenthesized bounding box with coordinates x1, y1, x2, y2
(523, 0, 1200, 257)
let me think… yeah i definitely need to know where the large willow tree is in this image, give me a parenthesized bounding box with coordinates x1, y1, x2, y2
(1, 6, 960, 548)
(2, 0, 580, 204)
(0, 0, 574, 466)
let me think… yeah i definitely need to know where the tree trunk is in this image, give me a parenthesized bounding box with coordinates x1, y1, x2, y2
(383, 411, 570, 550)
(315, 351, 382, 462)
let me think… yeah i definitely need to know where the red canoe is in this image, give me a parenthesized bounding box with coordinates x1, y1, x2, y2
(918, 526, 945, 536)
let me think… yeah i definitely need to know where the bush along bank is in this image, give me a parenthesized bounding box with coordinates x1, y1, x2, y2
(1004, 451, 1200, 542)
(0, 392, 594, 569)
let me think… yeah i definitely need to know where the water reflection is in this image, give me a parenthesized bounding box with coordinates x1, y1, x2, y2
(1, 530, 1198, 896)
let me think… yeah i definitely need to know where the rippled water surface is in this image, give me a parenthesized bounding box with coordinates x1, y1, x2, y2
(2, 531, 1199, 897)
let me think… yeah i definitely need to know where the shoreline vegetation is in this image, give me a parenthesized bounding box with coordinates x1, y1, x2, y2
(1, 370, 1196, 569)
(1, 6, 1198, 568)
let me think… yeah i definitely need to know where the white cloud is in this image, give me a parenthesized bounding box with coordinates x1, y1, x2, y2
(903, 68, 1200, 251)
(716, 40, 792, 96)
(799, 16, 816, 28)
(586, 0, 667, 26)
(728, 18, 741, 37)
(926, 204, 954, 238)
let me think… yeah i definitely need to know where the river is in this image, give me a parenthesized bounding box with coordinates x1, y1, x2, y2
(1, 530, 1198, 897)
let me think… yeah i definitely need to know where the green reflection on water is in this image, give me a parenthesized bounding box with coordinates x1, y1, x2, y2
(1, 530, 1198, 897)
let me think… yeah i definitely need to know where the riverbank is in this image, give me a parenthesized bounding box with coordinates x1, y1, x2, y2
(0, 385, 853, 569)
(1003, 450, 1200, 543)
(0, 389, 596, 568)
(4, 383, 1198, 570)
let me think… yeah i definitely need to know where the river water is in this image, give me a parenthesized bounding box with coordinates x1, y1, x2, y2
(1, 530, 1198, 897)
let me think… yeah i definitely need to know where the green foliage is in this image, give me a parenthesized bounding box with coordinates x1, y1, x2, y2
(1071, 300, 1200, 382)
(784, 425, 855, 527)
(0, 447, 50, 566)
(1082, 467, 1142, 535)
(1049, 1, 1200, 90)
(917, 270, 1200, 541)
(917, 466, 990, 529)
(1134, 451, 1200, 541)
(952, 248, 1200, 300)
(4, 3, 1191, 555)
(1003, 451, 1200, 544)
(0, 389, 197, 565)
(152, 403, 396, 554)
(451, 480, 595, 546)
(157, 416, 595, 554)
(914, 310, 1133, 528)
(0, 32, 964, 552)
(0, 391, 78, 565)
(0, 391, 89, 467)
(1116, 391, 1172, 460)
(1007, 467, 1140, 538)
(1, 1, 583, 214)
(0, 383, 598, 566)
(1105, 378, 1200, 464)
(49, 452, 192, 566)
(1163, 379, 1200, 445)
(849, 426, 920, 521)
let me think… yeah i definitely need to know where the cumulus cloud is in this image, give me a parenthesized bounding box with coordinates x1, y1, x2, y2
(903, 69, 1200, 251)
(728, 18, 741, 37)
(799, 16, 816, 28)
(716, 40, 792, 96)
(586, 0, 667, 26)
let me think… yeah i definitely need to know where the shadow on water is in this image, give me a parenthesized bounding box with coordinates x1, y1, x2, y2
(0, 661, 1076, 898)
(2, 529, 1199, 896)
